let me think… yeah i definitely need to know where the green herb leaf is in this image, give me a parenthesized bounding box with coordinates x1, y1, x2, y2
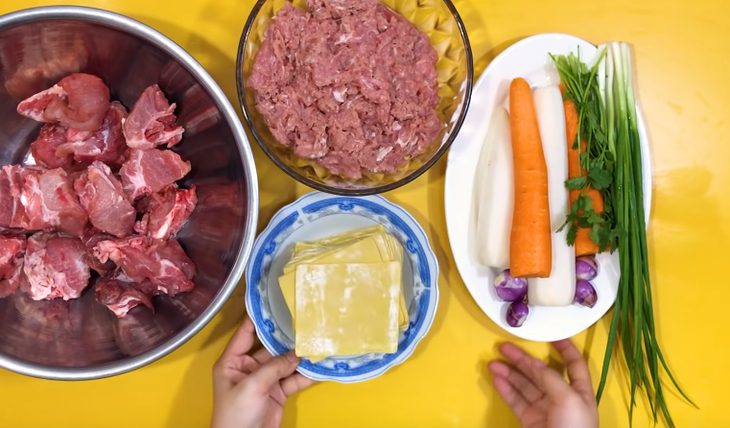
(587, 211, 604, 225)
(590, 223, 609, 249)
(566, 223, 577, 245)
(565, 176, 587, 190)
(589, 167, 613, 190)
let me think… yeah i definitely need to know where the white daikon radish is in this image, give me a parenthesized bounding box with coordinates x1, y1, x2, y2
(535, 85, 569, 229)
(473, 107, 513, 268)
(528, 85, 575, 306)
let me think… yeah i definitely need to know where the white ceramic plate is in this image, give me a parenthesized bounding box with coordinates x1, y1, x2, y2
(444, 33, 652, 342)
(245, 192, 439, 382)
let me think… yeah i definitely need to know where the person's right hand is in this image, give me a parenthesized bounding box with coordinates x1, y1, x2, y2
(488, 339, 598, 428)
(211, 316, 315, 428)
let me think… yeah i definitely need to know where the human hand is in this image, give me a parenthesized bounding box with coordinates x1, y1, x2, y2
(488, 339, 598, 428)
(212, 316, 315, 428)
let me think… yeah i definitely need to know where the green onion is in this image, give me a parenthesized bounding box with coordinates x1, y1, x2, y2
(552, 42, 695, 427)
(597, 42, 695, 427)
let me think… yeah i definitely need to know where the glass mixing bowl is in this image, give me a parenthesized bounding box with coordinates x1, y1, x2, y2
(237, 0, 473, 195)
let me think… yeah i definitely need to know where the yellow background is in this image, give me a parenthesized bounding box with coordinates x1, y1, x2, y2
(0, 0, 726, 427)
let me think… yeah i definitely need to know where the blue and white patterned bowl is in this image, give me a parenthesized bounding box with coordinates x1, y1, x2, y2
(245, 192, 439, 383)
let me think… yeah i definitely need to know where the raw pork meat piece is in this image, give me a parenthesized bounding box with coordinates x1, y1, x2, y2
(30, 123, 73, 169)
(0, 165, 33, 229)
(17, 73, 110, 131)
(119, 148, 191, 200)
(94, 236, 195, 296)
(80, 227, 116, 275)
(0, 235, 26, 298)
(95, 278, 154, 318)
(23, 233, 91, 301)
(22, 167, 88, 236)
(123, 84, 184, 149)
(30, 102, 128, 169)
(135, 185, 197, 240)
(75, 161, 135, 237)
(57, 101, 128, 166)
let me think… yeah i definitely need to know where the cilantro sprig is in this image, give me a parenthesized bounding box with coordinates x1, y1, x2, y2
(551, 50, 617, 252)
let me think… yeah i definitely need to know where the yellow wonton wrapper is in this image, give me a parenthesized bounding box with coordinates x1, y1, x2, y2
(278, 227, 408, 361)
(294, 262, 401, 358)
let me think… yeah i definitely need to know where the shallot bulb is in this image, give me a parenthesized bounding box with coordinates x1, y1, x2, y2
(576, 256, 598, 281)
(574, 280, 598, 308)
(494, 269, 528, 302)
(506, 300, 529, 327)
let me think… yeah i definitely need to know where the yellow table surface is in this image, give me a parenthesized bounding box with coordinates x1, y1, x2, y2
(0, 0, 726, 426)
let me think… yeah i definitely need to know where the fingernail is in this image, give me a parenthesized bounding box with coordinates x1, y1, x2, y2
(532, 359, 546, 369)
(286, 352, 298, 364)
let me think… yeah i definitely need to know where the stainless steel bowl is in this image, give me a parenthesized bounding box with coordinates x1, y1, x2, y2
(0, 6, 258, 380)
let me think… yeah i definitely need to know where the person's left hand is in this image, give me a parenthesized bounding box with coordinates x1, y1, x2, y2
(211, 316, 316, 428)
(487, 339, 598, 428)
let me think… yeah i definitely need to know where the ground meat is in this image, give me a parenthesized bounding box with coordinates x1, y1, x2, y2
(248, 0, 441, 179)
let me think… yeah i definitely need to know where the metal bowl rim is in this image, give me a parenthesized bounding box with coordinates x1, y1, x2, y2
(0, 5, 259, 380)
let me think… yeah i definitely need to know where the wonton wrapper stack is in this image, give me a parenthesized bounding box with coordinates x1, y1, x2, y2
(278, 226, 408, 361)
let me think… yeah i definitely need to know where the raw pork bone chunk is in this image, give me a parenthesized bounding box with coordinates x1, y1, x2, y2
(135, 185, 197, 240)
(75, 161, 135, 238)
(31, 102, 128, 169)
(22, 167, 88, 237)
(23, 232, 91, 301)
(0, 166, 86, 235)
(81, 227, 116, 275)
(0, 235, 27, 298)
(123, 84, 184, 149)
(93, 236, 195, 296)
(120, 148, 191, 200)
(30, 124, 73, 169)
(95, 278, 154, 318)
(59, 101, 128, 166)
(17, 73, 111, 131)
(0, 165, 33, 229)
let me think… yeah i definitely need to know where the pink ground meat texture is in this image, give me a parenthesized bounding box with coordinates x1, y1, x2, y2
(248, 0, 442, 179)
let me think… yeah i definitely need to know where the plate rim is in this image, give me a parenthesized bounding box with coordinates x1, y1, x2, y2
(444, 33, 653, 341)
(244, 191, 440, 382)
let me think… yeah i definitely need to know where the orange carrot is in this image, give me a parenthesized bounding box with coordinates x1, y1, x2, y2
(564, 98, 604, 256)
(508, 78, 552, 278)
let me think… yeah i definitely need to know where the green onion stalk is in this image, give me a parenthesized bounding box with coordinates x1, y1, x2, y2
(596, 42, 694, 427)
(552, 43, 695, 427)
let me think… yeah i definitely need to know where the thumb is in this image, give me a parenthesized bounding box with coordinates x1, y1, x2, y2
(246, 352, 299, 394)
